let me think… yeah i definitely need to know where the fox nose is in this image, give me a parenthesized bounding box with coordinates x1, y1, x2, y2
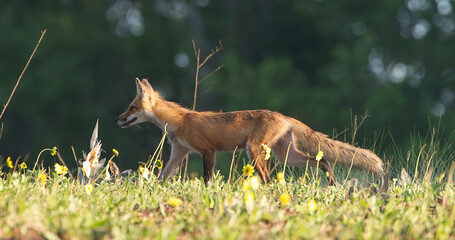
(114, 117, 119, 123)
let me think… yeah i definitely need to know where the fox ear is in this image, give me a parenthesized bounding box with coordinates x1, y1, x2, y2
(135, 78, 156, 105)
(135, 78, 147, 98)
(141, 78, 153, 90)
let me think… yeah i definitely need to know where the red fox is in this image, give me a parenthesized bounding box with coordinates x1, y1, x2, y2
(116, 78, 384, 184)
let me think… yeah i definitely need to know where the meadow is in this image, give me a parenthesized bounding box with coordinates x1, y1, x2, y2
(1, 31, 455, 240)
(1, 133, 455, 240)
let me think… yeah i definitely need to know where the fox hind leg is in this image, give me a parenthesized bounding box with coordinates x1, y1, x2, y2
(245, 122, 290, 183)
(202, 151, 216, 184)
(246, 141, 271, 183)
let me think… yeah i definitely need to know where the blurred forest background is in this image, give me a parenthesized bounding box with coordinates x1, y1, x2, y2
(1, 0, 454, 175)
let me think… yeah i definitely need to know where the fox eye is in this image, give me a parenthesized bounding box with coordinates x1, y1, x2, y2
(129, 106, 136, 110)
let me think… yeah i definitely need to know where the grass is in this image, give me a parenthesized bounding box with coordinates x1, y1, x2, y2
(0, 163, 454, 239)
(1, 119, 454, 239)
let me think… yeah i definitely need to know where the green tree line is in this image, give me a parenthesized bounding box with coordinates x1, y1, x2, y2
(1, 0, 454, 174)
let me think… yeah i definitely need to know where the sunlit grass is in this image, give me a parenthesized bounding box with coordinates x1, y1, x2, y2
(1, 122, 454, 239)
(0, 165, 454, 239)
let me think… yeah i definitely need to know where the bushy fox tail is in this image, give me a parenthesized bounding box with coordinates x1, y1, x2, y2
(288, 118, 384, 175)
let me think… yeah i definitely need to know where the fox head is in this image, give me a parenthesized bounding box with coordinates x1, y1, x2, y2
(115, 78, 158, 128)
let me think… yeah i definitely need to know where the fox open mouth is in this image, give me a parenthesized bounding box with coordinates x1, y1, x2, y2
(120, 117, 138, 128)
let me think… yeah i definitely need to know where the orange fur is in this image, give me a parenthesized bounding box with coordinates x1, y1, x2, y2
(116, 78, 384, 183)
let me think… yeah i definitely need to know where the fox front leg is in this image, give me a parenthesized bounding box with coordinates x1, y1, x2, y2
(159, 143, 189, 181)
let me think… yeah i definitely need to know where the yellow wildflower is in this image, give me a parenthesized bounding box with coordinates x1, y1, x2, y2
(112, 149, 119, 157)
(439, 172, 445, 182)
(280, 193, 291, 206)
(244, 191, 255, 211)
(40, 172, 47, 185)
(262, 144, 271, 160)
(316, 151, 324, 161)
(242, 164, 254, 177)
(85, 184, 93, 194)
(242, 179, 250, 191)
(50, 146, 58, 156)
(244, 191, 255, 204)
(167, 197, 183, 207)
(20, 162, 27, 170)
(139, 166, 145, 173)
(277, 171, 285, 184)
(156, 159, 163, 169)
(307, 198, 318, 213)
(6, 157, 13, 169)
(54, 163, 68, 175)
